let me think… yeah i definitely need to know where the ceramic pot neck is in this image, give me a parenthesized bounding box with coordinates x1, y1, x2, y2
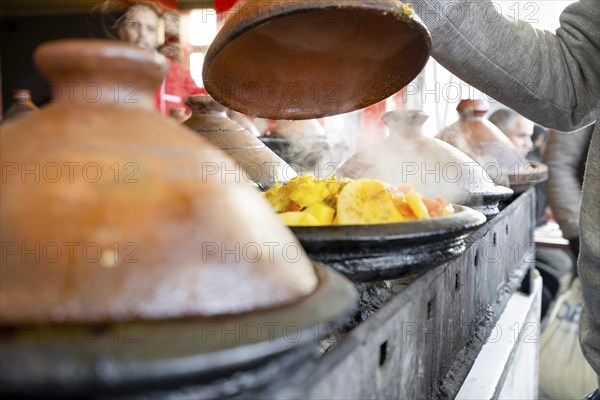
(187, 94, 228, 115)
(382, 109, 428, 139)
(186, 94, 244, 132)
(457, 99, 489, 120)
(34, 39, 168, 110)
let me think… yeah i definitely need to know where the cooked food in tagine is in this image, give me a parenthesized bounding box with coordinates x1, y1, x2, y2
(264, 176, 455, 226)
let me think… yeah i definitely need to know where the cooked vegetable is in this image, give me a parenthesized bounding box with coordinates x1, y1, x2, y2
(264, 176, 454, 226)
(305, 202, 336, 225)
(405, 191, 430, 220)
(279, 211, 320, 227)
(336, 179, 404, 224)
(288, 176, 329, 208)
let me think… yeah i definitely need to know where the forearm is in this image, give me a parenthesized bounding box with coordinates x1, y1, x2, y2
(410, 0, 599, 130)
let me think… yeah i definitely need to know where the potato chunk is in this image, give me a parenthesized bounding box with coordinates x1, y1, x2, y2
(279, 211, 320, 227)
(305, 202, 336, 226)
(336, 179, 404, 224)
(288, 176, 329, 208)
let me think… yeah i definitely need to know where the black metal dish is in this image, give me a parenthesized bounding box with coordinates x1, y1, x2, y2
(464, 185, 514, 218)
(0, 266, 356, 399)
(291, 206, 487, 282)
(508, 161, 549, 193)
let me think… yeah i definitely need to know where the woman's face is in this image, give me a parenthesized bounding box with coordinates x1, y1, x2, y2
(117, 5, 159, 51)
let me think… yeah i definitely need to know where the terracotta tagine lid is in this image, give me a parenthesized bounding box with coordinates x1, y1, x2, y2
(183, 94, 295, 189)
(339, 109, 513, 216)
(437, 99, 548, 191)
(0, 39, 318, 325)
(203, 0, 431, 119)
(3, 89, 39, 121)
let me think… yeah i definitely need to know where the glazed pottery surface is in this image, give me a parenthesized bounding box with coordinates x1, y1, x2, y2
(0, 40, 318, 324)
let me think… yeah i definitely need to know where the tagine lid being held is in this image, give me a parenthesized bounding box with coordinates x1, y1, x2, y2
(339, 109, 513, 215)
(202, 0, 431, 119)
(0, 39, 320, 325)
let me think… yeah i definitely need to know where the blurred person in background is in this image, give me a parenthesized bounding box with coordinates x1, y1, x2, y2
(531, 125, 550, 162)
(490, 108, 573, 319)
(489, 109, 551, 225)
(529, 125, 552, 226)
(489, 108, 534, 158)
(115, 1, 160, 51)
(113, 1, 203, 116)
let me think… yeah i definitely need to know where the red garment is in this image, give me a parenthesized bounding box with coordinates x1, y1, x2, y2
(214, 0, 238, 14)
(154, 58, 205, 116)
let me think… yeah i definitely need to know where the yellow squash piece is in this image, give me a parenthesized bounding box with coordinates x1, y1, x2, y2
(263, 183, 291, 212)
(305, 202, 336, 226)
(279, 211, 320, 227)
(405, 191, 431, 220)
(287, 176, 330, 208)
(336, 179, 404, 225)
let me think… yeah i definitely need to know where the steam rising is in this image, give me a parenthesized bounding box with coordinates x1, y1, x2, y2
(338, 110, 503, 209)
(264, 118, 356, 179)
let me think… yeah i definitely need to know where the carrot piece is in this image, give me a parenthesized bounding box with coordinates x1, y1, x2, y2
(435, 195, 450, 207)
(395, 202, 416, 218)
(398, 184, 415, 194)
(285, 201, 302, 212)
(422, 198, 443, 217)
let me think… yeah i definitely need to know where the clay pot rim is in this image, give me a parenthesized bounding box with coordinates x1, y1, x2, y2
(34, 39, 168, 85)
(0, 265, 357, 396)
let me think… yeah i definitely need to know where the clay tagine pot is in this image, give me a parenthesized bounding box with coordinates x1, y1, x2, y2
(3, 89, 39, 121)
(269, 119, 327, 137)
(0, 40, 319, 325)
(203, 0, 431, 119)
(183, 94, 295, 189)
(437, 99, 548, 192)
(168, 107, 188, 124)
(339, 109, 513, 217)
(227, 109, 262, 137)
